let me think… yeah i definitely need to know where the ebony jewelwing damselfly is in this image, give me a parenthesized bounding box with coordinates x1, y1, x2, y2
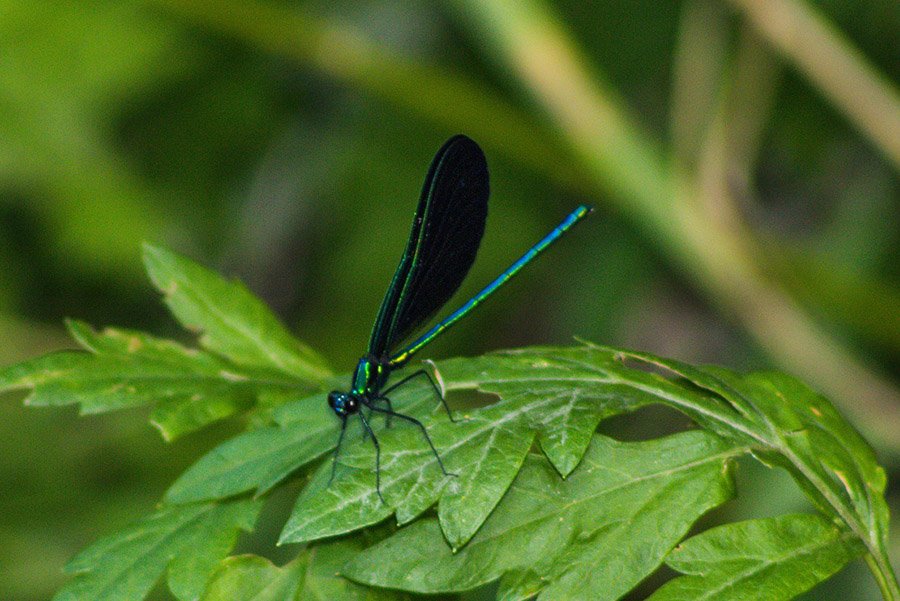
(327, 135, 591, 501)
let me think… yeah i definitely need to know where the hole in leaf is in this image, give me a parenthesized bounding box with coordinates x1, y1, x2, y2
(598, 403, 696, 442)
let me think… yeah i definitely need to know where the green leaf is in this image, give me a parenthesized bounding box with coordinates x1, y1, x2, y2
(618, 348, 894, 590)
(202, 556, 290, 601)
(344, 431, 738, 599)
(281, 348, 672, 548)
(142, 243, 331, 383)
(202, 541, 406, 601)
(0, 320, 303, 440)
(648, 514, 864, 600)
(166, 378, 435, 504)
(28, 335, 894, 598)
(166, 391, 336, 503)
(54, 498, 262, 601)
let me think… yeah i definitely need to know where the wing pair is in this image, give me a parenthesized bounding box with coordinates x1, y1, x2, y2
(367, 135, 490, 360)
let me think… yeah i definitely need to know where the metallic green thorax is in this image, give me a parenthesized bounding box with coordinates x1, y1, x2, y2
(351, 357, 388, 396)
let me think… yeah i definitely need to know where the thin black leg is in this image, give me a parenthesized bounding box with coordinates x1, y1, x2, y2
(329, 416, 348, 486)
(367, 403, 456, 478)
(382, 368, 455, 422)
(375, 396, 394, 428)
(361, 407, 372, 440)
(361, 397, 394, 440)
(358, 411, 385, 503)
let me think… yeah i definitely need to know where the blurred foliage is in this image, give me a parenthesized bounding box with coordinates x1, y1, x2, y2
(0, 0, 896, 599)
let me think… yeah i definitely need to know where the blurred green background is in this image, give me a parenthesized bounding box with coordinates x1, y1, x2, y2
(0, 0, 897, 599)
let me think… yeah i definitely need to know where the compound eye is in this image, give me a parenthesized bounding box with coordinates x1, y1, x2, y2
(327, 391, 341, 410)
(346, 397, 358, 411)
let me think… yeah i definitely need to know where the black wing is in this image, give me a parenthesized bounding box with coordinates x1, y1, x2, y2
(367, 135, 489, 357)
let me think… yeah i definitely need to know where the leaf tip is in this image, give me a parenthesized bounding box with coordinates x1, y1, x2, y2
(275, 530, 294, 547)
(149, 416, 176, 443)
(141, 242, 176, 288)
(140, 240, 163, 259)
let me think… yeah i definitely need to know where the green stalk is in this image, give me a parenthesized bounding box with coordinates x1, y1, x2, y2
(725, 0, 900, 168)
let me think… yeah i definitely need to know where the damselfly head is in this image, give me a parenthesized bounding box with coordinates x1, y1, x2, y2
(328, 391, 359, 416)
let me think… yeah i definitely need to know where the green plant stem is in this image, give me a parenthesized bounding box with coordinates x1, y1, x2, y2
(698, 26, 893, 350)
(684, 20, 900, 360)
(670, 0, 731, 170)
(446, 0, 900, 456)
(716, 25, 782, 196)
(724, 0, 900, 168)
(867, 552, 900, 601)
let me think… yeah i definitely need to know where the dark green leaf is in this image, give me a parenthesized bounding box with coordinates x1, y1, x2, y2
(0, 320, 303, 440)
(280, 342, 892, 563)
(618, 349, 893, 589)
(166, 378, 435, 504)
(648, 514, 864, 600)
(344, 431, 738, 599)
(281, 348, 669, 548)
(54, 498, 262, 601)
(166, 392, 336, 503)
(29, 336, 894, 599)
(143, 243, 331, 384)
